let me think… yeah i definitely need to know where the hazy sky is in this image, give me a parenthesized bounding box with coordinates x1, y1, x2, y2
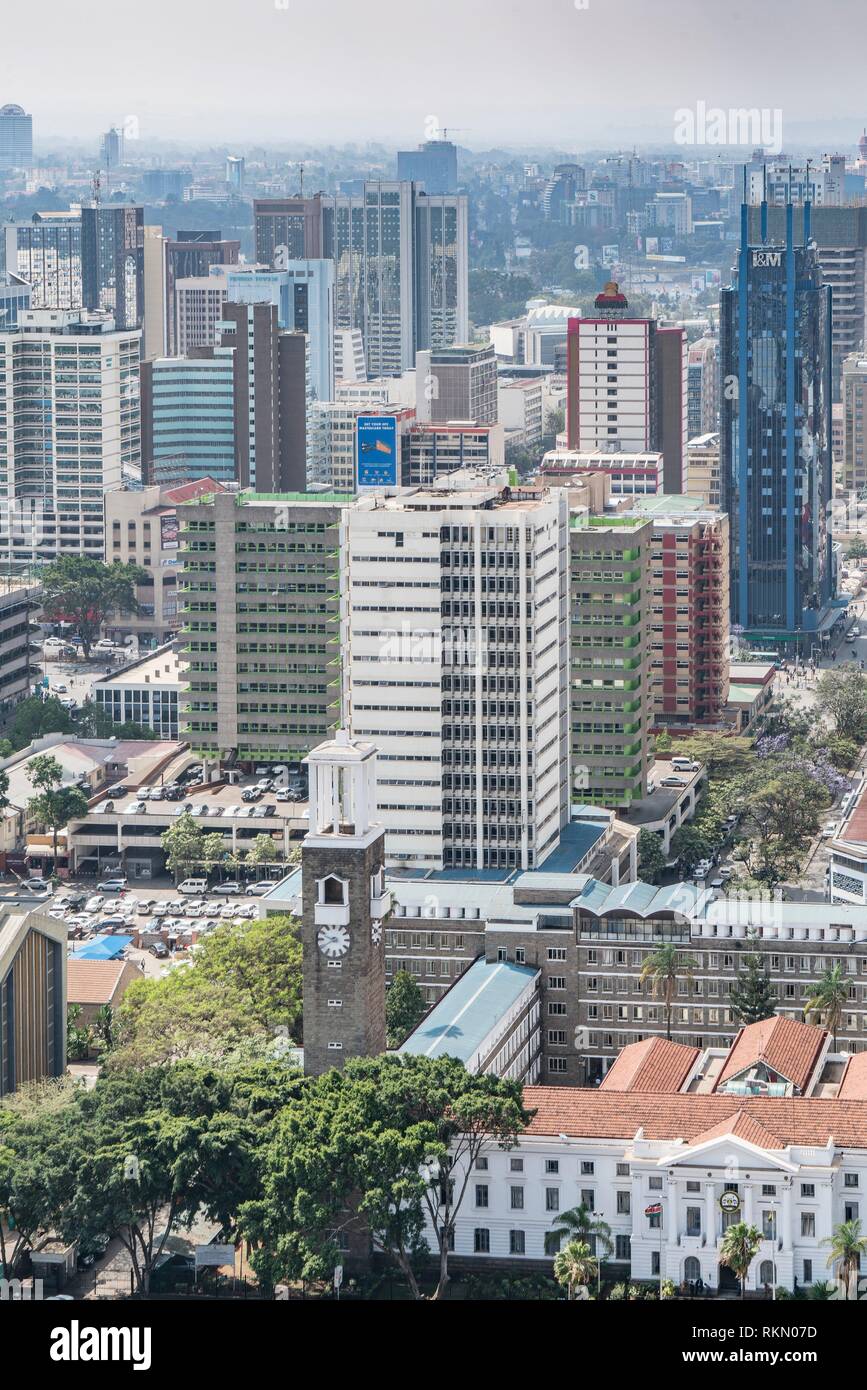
(4, 0, 867, 150)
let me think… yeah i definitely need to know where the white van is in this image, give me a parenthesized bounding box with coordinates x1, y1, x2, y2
(178, 878, 209, 895)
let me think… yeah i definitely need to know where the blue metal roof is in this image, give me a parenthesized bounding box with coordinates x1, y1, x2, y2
(399, 957, 538, 1066)
(72, 935, 133, 961)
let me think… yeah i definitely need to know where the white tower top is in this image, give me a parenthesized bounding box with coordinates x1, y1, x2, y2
(304, 731, 380, 842)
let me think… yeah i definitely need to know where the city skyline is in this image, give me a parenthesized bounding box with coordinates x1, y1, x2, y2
(6, 0, 867, 147)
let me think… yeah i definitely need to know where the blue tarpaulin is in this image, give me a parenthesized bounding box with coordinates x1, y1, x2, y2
(72, 935, 133, 960)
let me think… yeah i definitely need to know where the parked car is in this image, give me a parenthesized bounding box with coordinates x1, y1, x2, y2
(247, 880, 277, 895)
(149, 942, 169, 958)
(242, 788, 262, 803)
(165, 785, 186, 801)
(85, 896, 105, 912)
(152, 902, 171, 917)
(822, 822, 841, 839)
(60, 892, 87, 910)
(23, 876, 50, 892)
(660, 776, 688, 789)
(149, 787, 165, 801)
(97, 877, 128, 892)
(211, 883, 242, 896)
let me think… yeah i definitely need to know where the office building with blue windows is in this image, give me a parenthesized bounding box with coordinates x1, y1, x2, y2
(720, 199, 834, 653)
(227, 259, 335, 403)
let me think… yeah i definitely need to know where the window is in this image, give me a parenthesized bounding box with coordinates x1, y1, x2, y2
(545, 1188, 560, 1213)
(845, 1202, 860, 1223)
(686, 1207, 702, 1237)
(581, 1189, 595, 1209)
(546, 1160, 560, 1175)
(510, 1186, 524, 1210)
(475, 1184, 489, 1209)
(616, 1191, 631, 1215)
(509, 1230, 526, 1255)
(544, 1232, 561, 1257)
(803, 1259, 813, 1285)
(648, 1176, 662, 1191)
(762, 1185, 776, 1197)
(686, 1181, 701, 1194)
(616, 1163, 630, 1178)
(651, 1251, 661, 1277)
(801, 1213, 816, 1238)
(615, 1234, 631, 1261)
(474, 1228, 490, 1254)
(475, 1157, 489, 1171)
(801, 1183, 815, 1199)
(581, 1161, 595, 1176)
(510, 1158, 524, 1173)
(845, 1173, 860, 1189)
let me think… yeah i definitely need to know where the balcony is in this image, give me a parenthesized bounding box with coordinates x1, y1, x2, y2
(314, 902, 351, 927)
(371, 890, 393, 919)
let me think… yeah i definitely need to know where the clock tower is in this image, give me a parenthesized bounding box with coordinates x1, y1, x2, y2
(301, 731, 391, 1076)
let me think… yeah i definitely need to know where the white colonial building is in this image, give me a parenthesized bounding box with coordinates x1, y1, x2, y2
(441, 1023, 867, 1293)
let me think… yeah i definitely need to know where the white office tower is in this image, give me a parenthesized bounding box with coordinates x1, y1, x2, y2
(342, 481, 570, 873)
(334, 328, 367, 384)
(0, 309, 141, 565)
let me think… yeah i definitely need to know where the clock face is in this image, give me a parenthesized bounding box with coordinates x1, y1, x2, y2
(318, 925, 350, 959)
(371, 922, 383, 946)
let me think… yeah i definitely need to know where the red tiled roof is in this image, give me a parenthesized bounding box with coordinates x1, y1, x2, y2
(67, 959, 134, 1007)
(600, 1037, 701, 1094)
(715, 1016, 827, 1094)
(522, 1088, 866, 1147)
(841, 778, 867, 848)
(838, 1051, 867, 1101)
(688, 1110, 787, 1152)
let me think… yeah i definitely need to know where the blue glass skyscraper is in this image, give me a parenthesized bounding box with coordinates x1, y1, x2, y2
(720, 196, 834, 652)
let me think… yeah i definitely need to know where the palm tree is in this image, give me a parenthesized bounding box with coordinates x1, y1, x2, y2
(822, 1219, 867, 1299)
(719, 1222, 762, 1299)
(550, 1203, 614, 1260)
(804, 965, 850, 1048)
(639, 944, 699, 1040)
(553, 1240, 597, 1301)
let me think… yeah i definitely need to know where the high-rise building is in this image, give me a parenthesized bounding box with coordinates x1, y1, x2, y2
(141, 226, 166, 360)
(226, 156, 244, 192)
(142, 301, 310, 490)
(174, 267, 230, 355)
(687, 336, 720, 439)
(0, 271, 31, 328)
(396, 140, 459, 194)
(843, 352, 867, 492)
(566, 283, 687, 490)
(177, 490, 347, 765)
(542, 163, 585, 220)
(300, 732, 388, 1077)
(253, 196, 324, 265)
(333, 327, 366, 384)
(100, 127, 123, 176)
(570, 515, 651, 809)
(227, 259, 336, 403)
(749, 205, 867, 403)
(81, 205, 144, 331)
(322, 182, 468, 378)
(4, 212, 82, 310)
(627, 501, 731, 727)
(164, 232, 240, 356)
(685, 432, 722, 508)
(140, 350, 236, 485)
(721, 201, 833, 651)
(0, 309, 141, 566)
(416, 342, 498, 424)
(0, 576, 39, 722)
(0, 104, 32, 169)
(342, 482, 571, 872)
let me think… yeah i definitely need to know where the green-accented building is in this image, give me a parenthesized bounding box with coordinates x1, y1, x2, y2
(570, 513, 652, 809)
(177, 489, 352, 767)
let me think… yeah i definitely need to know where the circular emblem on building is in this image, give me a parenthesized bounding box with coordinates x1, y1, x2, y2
(719, 1191, 741, 1214)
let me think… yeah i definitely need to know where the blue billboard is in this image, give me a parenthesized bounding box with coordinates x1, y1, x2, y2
(357, 415, 398, 490)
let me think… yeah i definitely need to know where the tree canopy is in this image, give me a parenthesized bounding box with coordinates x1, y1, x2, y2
(39, 556, 147, 658)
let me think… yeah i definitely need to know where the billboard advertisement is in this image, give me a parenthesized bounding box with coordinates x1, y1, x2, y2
(357, 415, 398, 490)
(160, 512, 179, 550)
